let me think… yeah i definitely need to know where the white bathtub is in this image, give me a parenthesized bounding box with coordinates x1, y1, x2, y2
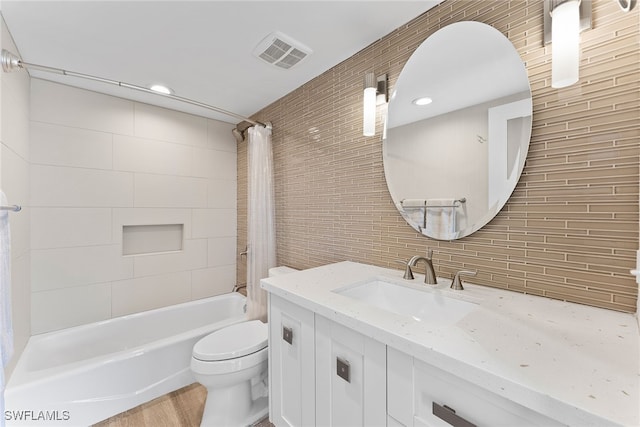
(5, 293, 247, 426)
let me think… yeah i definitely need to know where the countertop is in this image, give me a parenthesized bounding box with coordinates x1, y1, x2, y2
(261, 261, 640, 427)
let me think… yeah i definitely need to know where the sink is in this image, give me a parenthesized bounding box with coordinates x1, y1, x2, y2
(334, 279, 477, 324)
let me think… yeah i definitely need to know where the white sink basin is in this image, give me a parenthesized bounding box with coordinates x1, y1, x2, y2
(335, 279, 477, 324)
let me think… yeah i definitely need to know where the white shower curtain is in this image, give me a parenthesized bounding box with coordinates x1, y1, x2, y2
(0, 191, 13, 427)
(246, 125, 276, 322)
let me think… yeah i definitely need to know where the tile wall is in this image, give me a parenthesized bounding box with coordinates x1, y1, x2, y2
(1, 16, 30, 376)
(239, 0, 639, 312)
(30, 79, 237, 334)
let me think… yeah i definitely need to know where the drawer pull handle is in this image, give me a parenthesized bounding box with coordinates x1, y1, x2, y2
(282, 326, 293, 345)
(432, 402, 476, 427)
(336, 357, 350, 383)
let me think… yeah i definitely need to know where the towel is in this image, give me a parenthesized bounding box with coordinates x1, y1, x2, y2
(0, 191, 13, 425)
(398, 199, 426, 231)
(424, 199, 457, 240)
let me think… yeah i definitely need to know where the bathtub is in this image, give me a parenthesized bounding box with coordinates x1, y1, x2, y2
(5, 292, 247, 426)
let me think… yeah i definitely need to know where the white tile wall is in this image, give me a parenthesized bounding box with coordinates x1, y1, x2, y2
(31, 79, 134, 135)
(30, 122, 113, 170)
(192, 147, 236, 179)
(31, 283, 111, 334)
(134, 103, 208, 147)
(208, 180, 236, 209)
(208, 237, 237, 267)
(111, 271, 191, 317)
(113, 135, 193, 176)
(30, 79, 237, 332)
(192, 209, 237, 238)
(207, 119, 237, 152)
(31, 208, 112, 249)
(31, 165, 134, 207)
(31, 244, 134, 292)
(192, 265, 236, 299)
(132, 238, 208, 277)
(134, 173, 208, 208)
(2, 16, 31, 376)
(1, 145, 29, 257)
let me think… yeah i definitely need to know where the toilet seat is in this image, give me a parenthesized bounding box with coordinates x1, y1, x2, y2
(193, 320, 267, 362)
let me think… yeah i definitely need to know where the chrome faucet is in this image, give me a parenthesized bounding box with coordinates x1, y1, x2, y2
(407, 249, 437, 284)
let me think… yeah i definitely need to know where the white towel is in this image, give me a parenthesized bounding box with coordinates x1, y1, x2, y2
(398, 199, 426, 230)
(424, 199, 457, 240)
(0, 191, 13, 425)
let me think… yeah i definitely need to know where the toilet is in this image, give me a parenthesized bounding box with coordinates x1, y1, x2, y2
(191, 266, 298, 426)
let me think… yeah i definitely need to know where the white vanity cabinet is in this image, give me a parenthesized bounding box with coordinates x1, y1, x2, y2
(387, 348, 562, 427)
(268, 295, 561, 427)
(315, 315, 386, 426)
(263, 262, 639, 427)
(268, 294, 316, 427)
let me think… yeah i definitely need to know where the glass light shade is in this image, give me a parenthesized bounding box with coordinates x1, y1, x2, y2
(551, 0, 580, 88)
(363, 86, 377, 136)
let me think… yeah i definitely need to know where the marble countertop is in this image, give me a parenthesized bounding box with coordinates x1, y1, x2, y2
(261, 261, 639, 427)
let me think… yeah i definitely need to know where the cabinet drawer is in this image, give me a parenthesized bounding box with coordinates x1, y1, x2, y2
(412, 359, 562, 427)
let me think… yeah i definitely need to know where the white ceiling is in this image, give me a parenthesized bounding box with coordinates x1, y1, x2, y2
(0, 1, 440, 124)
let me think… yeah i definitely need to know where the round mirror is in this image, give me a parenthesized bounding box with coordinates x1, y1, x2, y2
(384, 21, 532, 240)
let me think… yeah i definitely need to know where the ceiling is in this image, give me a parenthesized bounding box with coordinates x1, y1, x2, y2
(0, 1, 440, 125)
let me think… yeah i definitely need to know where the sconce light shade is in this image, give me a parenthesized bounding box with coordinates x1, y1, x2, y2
(363, 73, 377, 136)
(551, 0, 581, 88)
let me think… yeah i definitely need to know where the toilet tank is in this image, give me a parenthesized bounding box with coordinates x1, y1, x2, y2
(268, 266, 298, 277)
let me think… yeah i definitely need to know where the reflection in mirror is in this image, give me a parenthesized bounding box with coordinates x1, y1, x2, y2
(383, 21, 532, 240)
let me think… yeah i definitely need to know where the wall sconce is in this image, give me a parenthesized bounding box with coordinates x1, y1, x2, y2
(544, 0, 592, 88)
(363, 72, 388, 136)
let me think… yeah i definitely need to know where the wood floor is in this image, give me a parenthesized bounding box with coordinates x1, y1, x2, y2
(94, 384, 207, 427)
(93, 383, 274, 427)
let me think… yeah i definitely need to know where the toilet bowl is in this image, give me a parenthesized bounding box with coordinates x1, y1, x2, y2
(191, 266, 298, 426)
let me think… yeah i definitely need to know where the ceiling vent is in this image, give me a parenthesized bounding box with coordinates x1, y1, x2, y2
(253, 31, 312, 70)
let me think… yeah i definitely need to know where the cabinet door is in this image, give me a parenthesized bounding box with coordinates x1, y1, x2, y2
(268, 294, 315, 427)
(315, 315, 386, 427)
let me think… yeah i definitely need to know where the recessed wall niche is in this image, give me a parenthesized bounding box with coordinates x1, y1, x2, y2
(122, 224, 184, 256)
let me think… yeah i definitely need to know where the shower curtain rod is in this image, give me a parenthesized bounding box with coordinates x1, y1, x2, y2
(0, 49, 266, 128)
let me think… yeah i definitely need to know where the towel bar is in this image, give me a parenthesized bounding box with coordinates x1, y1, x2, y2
(401, 198, 466, 209)
(0, 205, 21, 212)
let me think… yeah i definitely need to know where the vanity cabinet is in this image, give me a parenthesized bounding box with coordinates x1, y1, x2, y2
(269, 294, 561, 427)
(387, 348, 562, 427)
(268, 294, 316, 427)
(315, 315, 386, 426)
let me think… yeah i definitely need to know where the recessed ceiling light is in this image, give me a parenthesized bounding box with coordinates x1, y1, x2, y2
(413, 97, 433, 106)
(149, 84, 173, 95)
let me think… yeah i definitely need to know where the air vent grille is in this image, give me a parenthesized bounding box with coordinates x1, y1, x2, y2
(253, 32, 312, 70)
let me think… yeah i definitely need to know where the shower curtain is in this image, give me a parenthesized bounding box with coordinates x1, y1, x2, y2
(246, 125, 276, 322)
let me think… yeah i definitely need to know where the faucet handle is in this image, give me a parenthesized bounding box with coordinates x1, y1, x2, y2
(451, 270, 477, 290)
(396, 260, 414, 280)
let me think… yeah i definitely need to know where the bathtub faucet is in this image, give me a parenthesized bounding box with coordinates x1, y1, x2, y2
(232, 283, 247, 293)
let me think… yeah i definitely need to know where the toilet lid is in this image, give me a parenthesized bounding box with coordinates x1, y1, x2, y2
(193, 320, 268, 362)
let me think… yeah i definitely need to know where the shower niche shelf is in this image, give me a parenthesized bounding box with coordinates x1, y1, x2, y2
(122, 224, 184, 256)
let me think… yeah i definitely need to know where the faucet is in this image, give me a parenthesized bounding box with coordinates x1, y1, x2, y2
(406, 249, 437, 284)
(450, 270, 477, 290)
